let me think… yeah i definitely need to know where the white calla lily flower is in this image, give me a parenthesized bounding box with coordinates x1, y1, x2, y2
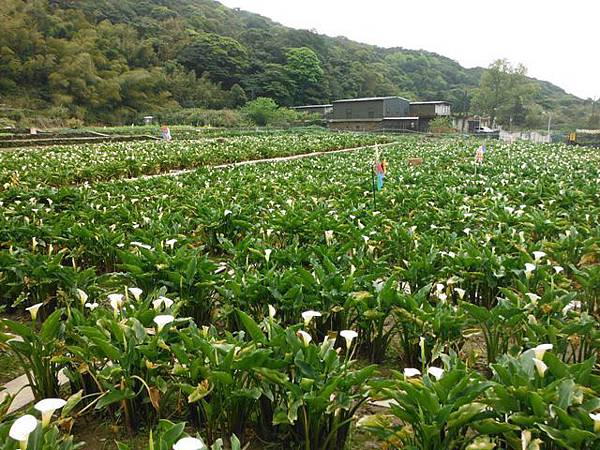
(264, 248, 272, 263)
(340, 330, 358, 349)
(454, 288, 466, 299)
(562, 300, 582, 315)
(76, 289, 88, 305)
(84, 302, 99, 310)
(268, 304, 276, 319)
(128, 287, 143, 301)
(553, 266, 564, 274)
(372, 279, 385, 292)
(532, 251, 546, 262)
(524, 263, 536, 278)
(35, 398, 67, 428)
(427, 367, 444, 380)
(9, 414, 38, 449)
(301, 310, 322, 326)
(152, 296, 174, 310)
(165, 238, 177, 249)
(403, 368, 421, 378)
(324, 230, 334, 246)
(533, 343, 553, 360)
(108, 293, 124, 312)
(589, 413, 600, 433)
(26, 303, 43, 321)
(173, 436, 207, 450)
(296, 330, 313, 346)
(153, 314, 175, 332)
(532, 358, 548, 377)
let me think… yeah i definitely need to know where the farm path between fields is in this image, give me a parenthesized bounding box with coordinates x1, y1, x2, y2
(0, 369, 69, 414)
(125, 140, 402, 183)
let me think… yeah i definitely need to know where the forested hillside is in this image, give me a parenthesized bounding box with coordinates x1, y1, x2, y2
(0, 0, 592, 127)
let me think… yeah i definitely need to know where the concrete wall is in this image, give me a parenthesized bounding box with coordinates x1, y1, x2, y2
(329, 120, 382, 131)
(499, 130, 551, 144)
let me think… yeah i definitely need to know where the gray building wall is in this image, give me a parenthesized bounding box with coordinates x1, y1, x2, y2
(332, 97, 410, 120)
(383, 98, 410, 117)
(332, 99, 383, 120)
(409, 102, 451, 118)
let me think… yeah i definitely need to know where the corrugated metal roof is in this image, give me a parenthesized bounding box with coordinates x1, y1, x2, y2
(328, 118, 384, 123)
(329, 117, 419, 123)
(332, 96, 410, 103)
(410, 101, 450, 105)
(292, 104, 333, 108)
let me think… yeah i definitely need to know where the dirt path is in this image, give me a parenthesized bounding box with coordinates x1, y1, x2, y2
(127, 141, 401, 182)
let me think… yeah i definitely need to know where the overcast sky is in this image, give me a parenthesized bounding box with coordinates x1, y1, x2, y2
(218, 0, 598, 100)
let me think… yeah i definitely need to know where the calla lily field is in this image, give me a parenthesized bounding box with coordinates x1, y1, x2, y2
(0, 131, 599, 449)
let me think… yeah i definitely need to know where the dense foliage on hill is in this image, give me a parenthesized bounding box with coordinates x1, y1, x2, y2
(0, 0, 594, 128)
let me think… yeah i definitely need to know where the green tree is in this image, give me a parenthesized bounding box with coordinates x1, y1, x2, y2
(588, 99, 600, 128)
(244, 63, 295, 106)
(285, 47, 324, 105)
(241, 97, 279, 126)
(472, 59, 536, 126)
(448, 88, 471, 118)
(228, 83, 247, 108)
(177, 33, 249, 88)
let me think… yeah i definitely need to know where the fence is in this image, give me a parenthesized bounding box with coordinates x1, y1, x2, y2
(499, 130, 551, 144)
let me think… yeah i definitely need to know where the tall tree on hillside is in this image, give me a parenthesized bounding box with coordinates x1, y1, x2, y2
(472, 59, 536, 126)
(588, 98, 600, 128)
(177, 33, 249, 88)
(285, 47, 323, 105)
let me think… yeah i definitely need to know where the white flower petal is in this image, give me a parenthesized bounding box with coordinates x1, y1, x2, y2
(427, 367, 445, 380)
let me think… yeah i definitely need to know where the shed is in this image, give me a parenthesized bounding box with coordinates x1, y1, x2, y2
(292, 104, 333, 118)
(409, 101, 451, 118)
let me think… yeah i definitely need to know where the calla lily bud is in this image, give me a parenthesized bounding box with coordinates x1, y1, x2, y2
(76, 289, 88, 305)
